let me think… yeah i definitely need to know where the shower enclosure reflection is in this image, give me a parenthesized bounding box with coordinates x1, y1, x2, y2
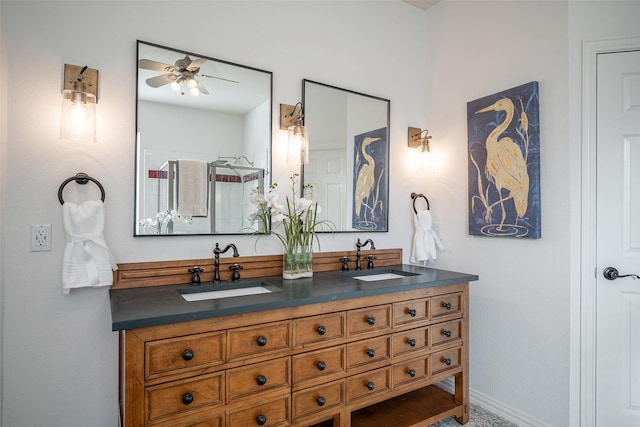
(151, 160, 264, 234)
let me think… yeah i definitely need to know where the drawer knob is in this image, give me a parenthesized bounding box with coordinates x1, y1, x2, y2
(366, 348, 376, 358)
(256, 375, 267, 386)
(407, 369, 416, 377)
(182, 349, 195, 361)
(442, 302, 452, 310)
(442, 330, 452, 338)
(407, 338, 416, 347)
(256, 414, 267, 425)
(316, 360, 326, 371)
(443, 357, 452, 366)
(182, 392, 194, 405)
(366, 381, 375, 391)
(367, 316, 376, 325)
(317, 325, 327, 335)
(407, 308, 417, 317)
(316, 396, 326, 406)
(256, 336, 268, 346)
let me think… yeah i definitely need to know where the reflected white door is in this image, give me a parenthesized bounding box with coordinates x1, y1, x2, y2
(305, 149, 347, 230)
(596, 49, 640, 426)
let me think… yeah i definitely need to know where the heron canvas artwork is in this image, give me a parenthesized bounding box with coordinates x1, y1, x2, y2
(467, 81, 541, 238)
(352, 127, 388, 230)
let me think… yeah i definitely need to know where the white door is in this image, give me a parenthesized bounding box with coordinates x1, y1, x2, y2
(305, 149, 347, 230)
(596, 49, 640, 426)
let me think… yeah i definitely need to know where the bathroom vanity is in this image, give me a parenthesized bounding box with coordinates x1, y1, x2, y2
(110, 249, 477, 427)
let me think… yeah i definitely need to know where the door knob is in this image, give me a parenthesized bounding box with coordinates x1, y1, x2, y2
(603, 267, 640, 280)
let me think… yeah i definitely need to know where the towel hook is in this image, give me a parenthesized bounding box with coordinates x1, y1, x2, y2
(410, 192, 430, 213)
(58, 172, 105, 205)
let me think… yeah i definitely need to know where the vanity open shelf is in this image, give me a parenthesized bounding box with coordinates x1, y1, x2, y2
(111, 249, 476, 426)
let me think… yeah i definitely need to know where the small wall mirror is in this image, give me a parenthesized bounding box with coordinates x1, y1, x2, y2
(135, 41, 272, 236)
(302, 80, 390, 232)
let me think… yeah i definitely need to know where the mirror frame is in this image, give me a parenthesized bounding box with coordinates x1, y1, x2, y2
(302, 79, 390, 233)
(134, 40, 273, 237)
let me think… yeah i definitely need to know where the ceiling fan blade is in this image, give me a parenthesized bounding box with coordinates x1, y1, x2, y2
(145, 73, 177, 88)
(139, 59, 175, 72)
(186, 58, 206, 71)
(197, 82, 209, 95)
(199, 74, 240, 84)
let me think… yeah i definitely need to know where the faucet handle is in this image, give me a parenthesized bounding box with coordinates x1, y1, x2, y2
(188, 267, 203, 285)
(340, 256, 350, 272)
(229, 263, 243, 281)
(366, 255, 376, 270)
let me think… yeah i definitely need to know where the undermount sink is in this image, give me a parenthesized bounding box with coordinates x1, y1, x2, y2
(348, 269, 419, 282)
(179, 282, 279, 302)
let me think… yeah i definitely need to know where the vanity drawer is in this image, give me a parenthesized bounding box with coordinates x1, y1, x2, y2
(292, 345, 346, 387)
(292, 380, 344, 422)
(430, 347, 462, 377)
(226, 357, 291, 403)
(151, 411, 224, 427)
(392, 298, 429, 327)
(292, 312, 345, 348)
(226, 395, 290, 427)
(347, 305, 391, 337)
(146, 331, 225, 379)
(391, 326, 429, 358)
(431, 293, 463, 320)
(145, 372, 224, 423)
(346, 367, 391, 404)
(347, 336, 391, 371)
(227, 320, 291, 361)
(391, 356, 428, 389)
(430, 319, 462, 349)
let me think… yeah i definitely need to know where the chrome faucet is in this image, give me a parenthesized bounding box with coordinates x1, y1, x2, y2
(213, 243, 239, 283)
(355, 238, 375, 270)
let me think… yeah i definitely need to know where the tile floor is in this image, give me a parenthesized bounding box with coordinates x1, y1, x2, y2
(431, 404, 518, 427)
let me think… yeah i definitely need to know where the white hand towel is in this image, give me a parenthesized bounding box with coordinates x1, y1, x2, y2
(61, 200, 117, 295)
(178, 160, 208, 217)
(410, 209, 444, 265)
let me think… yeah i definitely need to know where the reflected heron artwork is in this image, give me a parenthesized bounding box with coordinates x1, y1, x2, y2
(352, 127, 388, 230)
(467, 81, 541, 238)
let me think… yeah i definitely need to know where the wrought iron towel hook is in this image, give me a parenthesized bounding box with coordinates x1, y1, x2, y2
(58, 172, 105, 205)
(410, 192, 430, 214)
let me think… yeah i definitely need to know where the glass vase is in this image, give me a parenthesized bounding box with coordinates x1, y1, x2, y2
(283, 243, 313, 279)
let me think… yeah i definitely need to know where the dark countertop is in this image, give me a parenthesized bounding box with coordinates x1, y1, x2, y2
(109, 264, 478, 331)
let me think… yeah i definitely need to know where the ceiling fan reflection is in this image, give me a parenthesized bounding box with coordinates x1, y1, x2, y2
(139, 55, 239, 96)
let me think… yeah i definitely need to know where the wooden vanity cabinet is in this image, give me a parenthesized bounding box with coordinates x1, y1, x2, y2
(119, 283, 469, 427)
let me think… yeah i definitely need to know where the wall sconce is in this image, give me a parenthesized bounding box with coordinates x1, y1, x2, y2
(60, 64, 98, 142)
(408, 127, 431, 153)
(280, 102, 309, 164)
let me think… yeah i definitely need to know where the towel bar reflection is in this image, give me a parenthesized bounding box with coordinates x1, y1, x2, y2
(410, 192, 430, 213)
(58, 172, 105, 205)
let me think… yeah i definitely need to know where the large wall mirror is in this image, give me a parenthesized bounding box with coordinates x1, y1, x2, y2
(302, 80, 390, 232)
(134, 41, 272, 236)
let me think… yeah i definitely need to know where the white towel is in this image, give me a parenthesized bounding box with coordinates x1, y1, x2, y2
(178, 160, 208, 217)
(410, 209, 444, 265)
(61, 200, 117, 295)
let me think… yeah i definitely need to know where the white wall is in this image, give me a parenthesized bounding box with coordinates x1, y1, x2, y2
(0, 1, 426, 426)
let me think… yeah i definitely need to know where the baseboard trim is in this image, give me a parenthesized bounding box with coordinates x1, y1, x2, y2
(437, 379, 548, 426)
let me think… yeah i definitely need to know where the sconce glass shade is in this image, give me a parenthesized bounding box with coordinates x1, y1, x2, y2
(287, 118, 309, 164)
(60, 88, 97, 142)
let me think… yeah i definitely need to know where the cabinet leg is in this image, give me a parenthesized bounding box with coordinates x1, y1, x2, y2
(454, 371, 469, 424)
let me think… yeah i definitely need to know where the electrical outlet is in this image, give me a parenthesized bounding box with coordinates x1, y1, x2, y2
(30, 224, 52, 252)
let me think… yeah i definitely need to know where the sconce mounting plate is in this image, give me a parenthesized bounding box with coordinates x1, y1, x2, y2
(408, 127, 424, 148)
(280, 104, 297, 130)
(63, 64, 99, 99)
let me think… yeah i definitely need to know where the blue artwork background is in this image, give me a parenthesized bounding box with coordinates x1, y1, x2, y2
(466, 81, 541, 238)
(352, 127, 388, 230)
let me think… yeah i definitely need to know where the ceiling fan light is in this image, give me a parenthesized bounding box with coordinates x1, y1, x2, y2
(187, 78, 198, 89)
(189, 87, 200, 96)
(171, 81, 181, 92)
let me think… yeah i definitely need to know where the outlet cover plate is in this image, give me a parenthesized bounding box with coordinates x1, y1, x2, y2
(30, 224, 52, 252)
